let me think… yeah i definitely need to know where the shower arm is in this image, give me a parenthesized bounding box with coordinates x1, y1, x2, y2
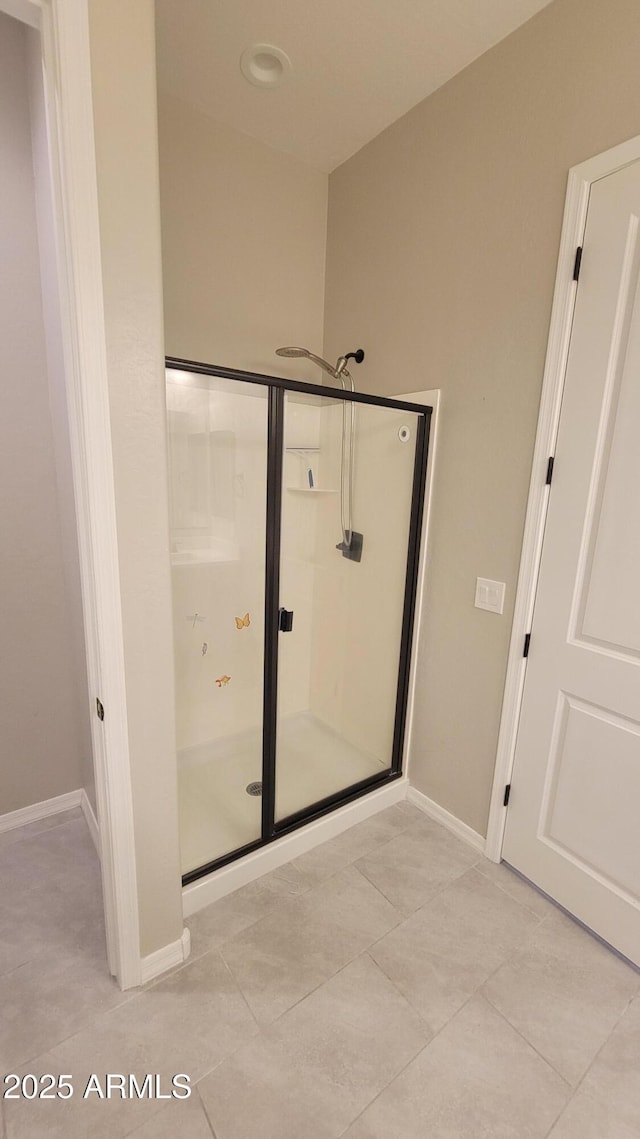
(306, 351, 344, 380)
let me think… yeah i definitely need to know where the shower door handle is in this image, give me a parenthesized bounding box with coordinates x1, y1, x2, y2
(278, 608, 294, 633)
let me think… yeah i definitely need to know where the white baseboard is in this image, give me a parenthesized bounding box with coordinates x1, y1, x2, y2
(140, 927, 191, 985)
(407, 786, 486, 854)
(183, 777, 409, 918)
(80, 789, 100, 855)
(0, 788, 83, 834)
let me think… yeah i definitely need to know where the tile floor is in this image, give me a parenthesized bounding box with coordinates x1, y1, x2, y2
(1, 802, 639, 1138)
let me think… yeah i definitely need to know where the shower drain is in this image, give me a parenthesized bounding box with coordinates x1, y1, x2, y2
(246, 781, 263, 797)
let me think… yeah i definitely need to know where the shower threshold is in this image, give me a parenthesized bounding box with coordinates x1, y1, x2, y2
(178, 712, 387, 877)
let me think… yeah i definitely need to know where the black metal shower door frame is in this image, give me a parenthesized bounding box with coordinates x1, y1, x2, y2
(167, 358, 431, 888)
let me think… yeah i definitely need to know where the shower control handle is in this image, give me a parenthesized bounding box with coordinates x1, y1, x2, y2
(278, 608, 294, 633)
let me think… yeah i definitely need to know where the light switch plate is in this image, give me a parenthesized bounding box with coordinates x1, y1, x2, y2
(475, 577, 506, 614)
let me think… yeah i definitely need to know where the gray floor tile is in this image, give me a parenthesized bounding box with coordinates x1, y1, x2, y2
(56, 949, 258, 1081)
(0, 823, 106, 977)
(483, 910, 639, 1085)
(0, 809, 83, 850)
(0, 819, 100, 902)
(0, 888, 60, 977)
(187, 862, 310, 958)
(391, 800, 426, 823)
(2, 1051, 165, 1139)
(4, 953, 257, 1138)
(356, 816, 478, 915)
(475, 858, 557, 919)
(290, 805, 418, 888)
(127, 1088, 214, 1137)
(220, 864, 401, 1024)
(4, 798, 639, 1139)
(0, 829, 31, 852)
(370, 867, 540, 1032)
(199, 953, 430, 1139)
(341, 994, 570, 1138)
(549, 994, 640, 1138)
(0, 939, 130, 1069)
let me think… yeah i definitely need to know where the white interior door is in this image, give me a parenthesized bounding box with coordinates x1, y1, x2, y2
(503, 159, 640, 966)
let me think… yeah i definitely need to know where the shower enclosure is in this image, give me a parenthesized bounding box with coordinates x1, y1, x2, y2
(166, 357, 431, 884)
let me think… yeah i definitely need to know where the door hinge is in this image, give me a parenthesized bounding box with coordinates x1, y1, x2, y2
(573, 246, 583, 281)
(96, 698, 105, 721)
(545, 456, 555, 485)
(523, 633, 531, 658)
(503, 783, 511, 807)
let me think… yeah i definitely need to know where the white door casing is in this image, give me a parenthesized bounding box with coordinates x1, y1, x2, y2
(501, 157, 640, 966)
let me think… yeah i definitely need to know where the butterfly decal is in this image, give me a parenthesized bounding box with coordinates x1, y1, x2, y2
(235, 612, 250, 630)
(216, 675, 231, 687)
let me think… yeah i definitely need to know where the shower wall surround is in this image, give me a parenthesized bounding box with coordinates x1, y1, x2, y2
(166, 363, 430, 880)
(306, 400, 416, 766)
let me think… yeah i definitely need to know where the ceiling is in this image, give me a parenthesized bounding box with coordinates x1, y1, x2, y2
(155, 0, 554, 173)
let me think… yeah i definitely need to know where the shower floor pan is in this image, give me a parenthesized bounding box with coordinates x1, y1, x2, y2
(178, 712, 386, 876)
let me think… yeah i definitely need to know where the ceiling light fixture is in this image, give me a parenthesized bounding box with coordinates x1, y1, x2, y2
(240, 43, 292, 89)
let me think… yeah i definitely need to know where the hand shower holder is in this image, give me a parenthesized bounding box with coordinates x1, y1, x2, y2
(336, 531, 363, 562)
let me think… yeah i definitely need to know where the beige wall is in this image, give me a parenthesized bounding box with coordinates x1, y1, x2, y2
(324, 0, 640, 836)
(89, 0, 183, 956)
(0, 12, 90, 815)
(157, 90, 328, 381)
(25, 26, 94, 812)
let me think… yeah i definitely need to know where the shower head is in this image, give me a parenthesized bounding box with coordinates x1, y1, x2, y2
(275, 346, 340, 379)
(275, 346, 365, 384)
(275, 346, 309, 359)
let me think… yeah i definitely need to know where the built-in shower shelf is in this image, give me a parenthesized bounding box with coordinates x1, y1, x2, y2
(286, 487, 338, 495)
(285, 447, 320, 454)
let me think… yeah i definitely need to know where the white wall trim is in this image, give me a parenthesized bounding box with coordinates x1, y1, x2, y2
(407, 786, 486, 854)
(183, 778, 408, 917)
(30, 0, 142, 987)
(486, 133, 640, 863)
(0, 787, 100, 858)
(0, 789, 82, 834)
(140, 928, 191, 986)
(80, 789, 100, 855)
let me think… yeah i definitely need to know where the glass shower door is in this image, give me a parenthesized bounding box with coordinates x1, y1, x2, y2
(274, 388, 425, 825)
(166, 368, 269, 877)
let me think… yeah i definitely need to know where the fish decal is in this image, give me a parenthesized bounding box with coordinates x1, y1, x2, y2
(216, 675, 231, 687)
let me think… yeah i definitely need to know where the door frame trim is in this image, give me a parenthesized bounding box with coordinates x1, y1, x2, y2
(486, 132, 640, 863)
